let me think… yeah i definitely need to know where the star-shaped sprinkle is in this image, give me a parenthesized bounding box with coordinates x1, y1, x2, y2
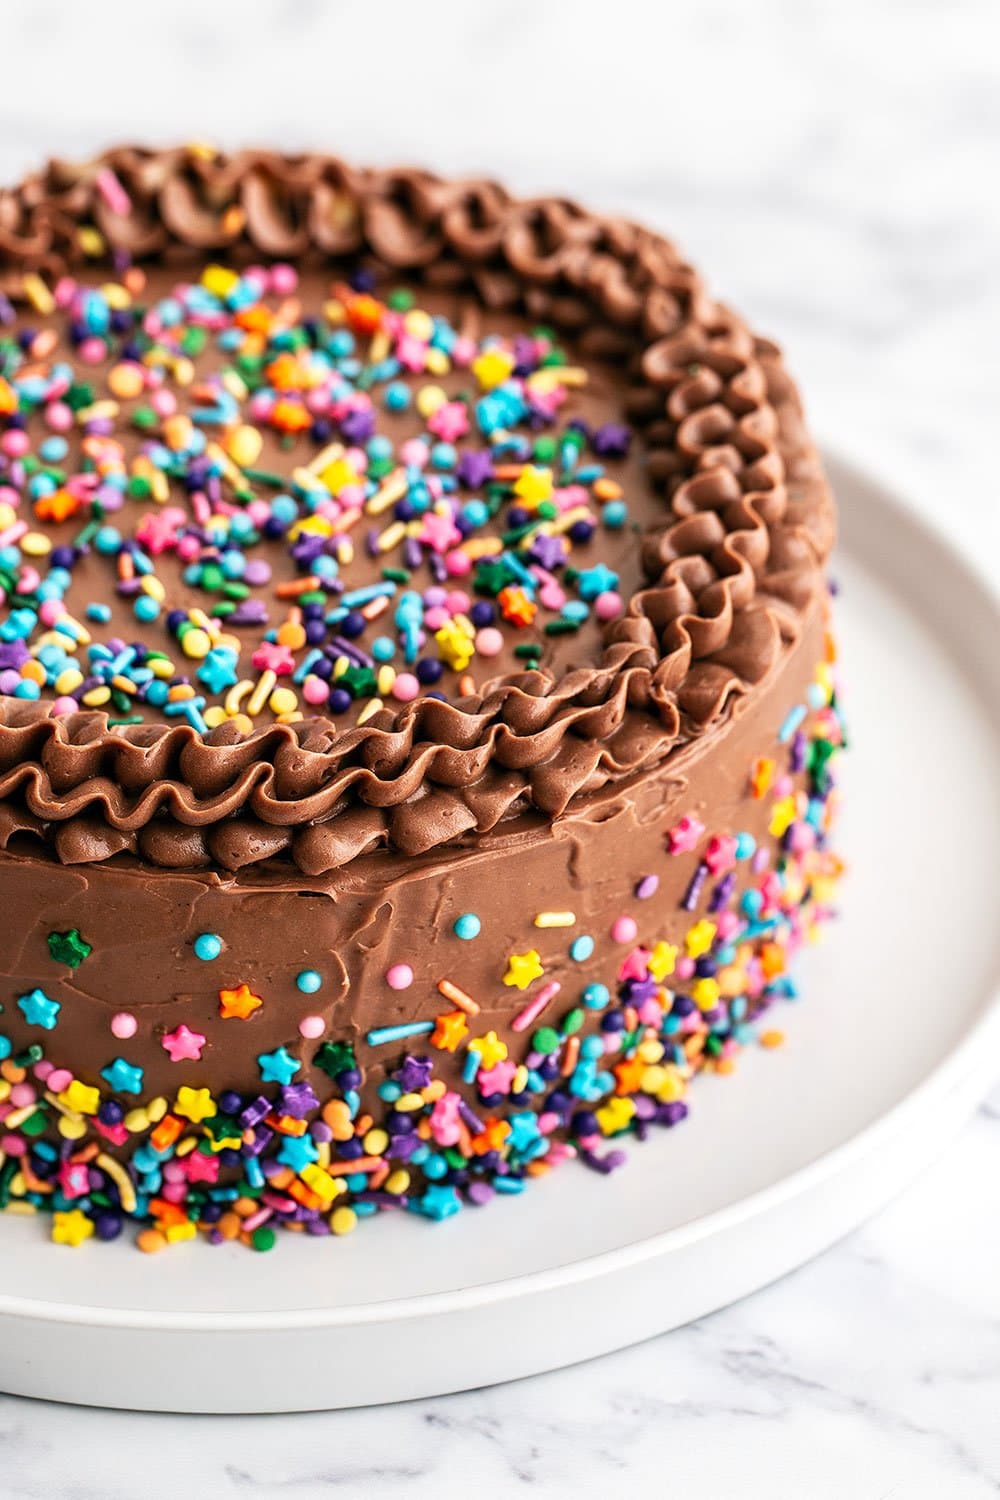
(476, 1058, 518, 1096)
(101, 1057, 145, 1095)
(647, 941, 678, 982)
(17, 988, 61, 1029)
(431, 1010, 468, 1052)
(257, 1046, 300, 1085)
(613, 1056, 647, 1094)
(684, 919, 717, 959)
(219, 983, 263, 1020)
(420, 1184, 462, 1221)
(468, 1030, 508, 1071)
(666, 815, 705, 855)
(51, 1208, 95, 1247)
(47, 929, 92, 968)
(277, 1134, 319, 1172)
(161, 1024, 206, 1063)
(174, 1085, 216, 1123)
(503, 949, 544, 990)
(575, 563, 619, 601)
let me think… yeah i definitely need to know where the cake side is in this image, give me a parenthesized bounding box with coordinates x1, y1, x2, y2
(0, 594, 844, 1247)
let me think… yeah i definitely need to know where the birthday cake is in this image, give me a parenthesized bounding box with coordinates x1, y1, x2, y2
(0, 148, 844, 1251)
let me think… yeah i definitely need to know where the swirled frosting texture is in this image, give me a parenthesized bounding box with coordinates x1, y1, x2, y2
(0, 147, 834, 872)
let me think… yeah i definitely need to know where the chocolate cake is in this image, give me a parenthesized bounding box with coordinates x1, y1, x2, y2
(0, 148, 845, 1251)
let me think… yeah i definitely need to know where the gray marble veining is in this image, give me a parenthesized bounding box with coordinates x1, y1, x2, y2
(0, 2, 997, 1495)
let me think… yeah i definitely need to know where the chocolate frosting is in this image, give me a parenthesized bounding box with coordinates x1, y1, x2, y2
(0, 148, 834, 874)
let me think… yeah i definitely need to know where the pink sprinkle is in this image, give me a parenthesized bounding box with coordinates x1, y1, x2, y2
(269, 263, 299, 295)
(45, 402, 73, 432)
(78, 336, 107, 365)
(299, 1015, 326, 1039)
(474, 627, 504, 657)
(511, 980, 561, 1033)
(111, 1012, 137, 1040)
(399, 437, 429, 468)
(47, 1068, 73, 1093)
(391, 673, 420, 702)
(1, 430, 29, 458)
(611, 915, 638, 943)
(594, 590, 623, 622)
(51, 697, 79, 716)
(38, 599, 64, 627)
(303, 675, 330, 706)
(445, 550, 472, 577)
(386, 963, 413, 991)
(95, 167, 132, 218)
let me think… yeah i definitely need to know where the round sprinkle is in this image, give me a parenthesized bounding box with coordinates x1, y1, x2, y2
(296, 969, 322, 994)
(569, 935, 595, 962)
(611, 915, 638, 943)
(298, 1015, 325, 1040)
(386, 963, 414, 991)
(635, 874, 659, 899)
(453, 913, 481, 941)
(194, 933, 222, 961)
(110, 1012, 137, 1039)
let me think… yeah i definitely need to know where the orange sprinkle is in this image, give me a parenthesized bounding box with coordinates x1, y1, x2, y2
(274, 575, 321, 599)
(437, 978, 480, 1016)
(759, 1029, 786, 1049)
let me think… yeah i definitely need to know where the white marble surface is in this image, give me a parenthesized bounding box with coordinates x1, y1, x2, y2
(0, 1, 998, 1494)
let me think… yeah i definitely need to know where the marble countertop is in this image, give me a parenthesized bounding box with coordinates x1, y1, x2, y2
(0, 1, 997, 1495)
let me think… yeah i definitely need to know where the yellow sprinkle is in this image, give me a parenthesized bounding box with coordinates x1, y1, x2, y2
(56, 1115, 87, 1141)
(22, 273, 55, 316)
(305, 440, 345, 476)
(164, 1221, 197, 1244)
(51, 1209, 94, 1247)
(367, 469, 407, 516)
(77, 225, 106, 258)
(376, 664, 396, 696)
(415, 384, 447, 418)
(226, 424, 263, 468)
(54, 667, 84, 696)
(20, 531, 52, 557)
(534, 911, 576, 928)
(403, 308, 434, 341)
(181, 627, 212, 660)
(203, 706, 229, 729)
(526, 365, 588, 392)
(385, 1170, 410, 1195)
(141, 574, 166, 602)
(356, 697, 384, 725)
(60, 1079, 100, 1115)
(81, 686, 112, 708)
(246, 670, 277, 717)
(96, 1152, 137, 1213)
(330, 1206, 358, 1235)
(268, 686, 298, 716)
(425, 347, 450, 376)
(225, 680, 254, 715)
(376, 520, 406, 553)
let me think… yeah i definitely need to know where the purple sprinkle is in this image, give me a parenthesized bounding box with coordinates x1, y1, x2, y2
(635, 874, 659, 900)
(682, 860, 709, 912)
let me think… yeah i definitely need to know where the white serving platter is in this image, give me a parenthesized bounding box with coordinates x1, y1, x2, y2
(0, 451, 997, 1412)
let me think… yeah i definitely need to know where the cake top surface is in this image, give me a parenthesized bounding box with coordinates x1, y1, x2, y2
(0, 147, 834, 874)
